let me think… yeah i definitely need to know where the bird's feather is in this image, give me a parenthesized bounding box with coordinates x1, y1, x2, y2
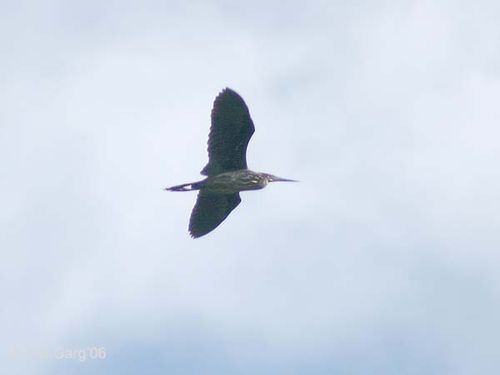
(200, 88, 255, 176)
(188, 192, 241, 238)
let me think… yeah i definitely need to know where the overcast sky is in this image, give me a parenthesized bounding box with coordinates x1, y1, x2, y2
(1, 0, 500, 374)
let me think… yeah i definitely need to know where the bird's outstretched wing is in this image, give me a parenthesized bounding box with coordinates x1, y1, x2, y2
(200, 88, 255, 176)
(189, 192, 241, 238)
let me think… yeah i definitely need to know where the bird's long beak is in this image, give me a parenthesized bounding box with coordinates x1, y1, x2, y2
(271, 176, 299, 182)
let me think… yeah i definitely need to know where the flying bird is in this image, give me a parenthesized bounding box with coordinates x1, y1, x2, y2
(166, 88, 296, 238)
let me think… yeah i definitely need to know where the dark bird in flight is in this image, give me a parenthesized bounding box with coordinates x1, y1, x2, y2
(166, 88, 296, 238)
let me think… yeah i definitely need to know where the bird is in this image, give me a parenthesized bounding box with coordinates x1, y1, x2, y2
(165, 88, 296, 238)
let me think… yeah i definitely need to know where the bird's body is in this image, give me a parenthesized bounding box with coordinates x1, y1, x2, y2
(166, 88, 296, 238)
(167, 169, 279, 194)
(203, 169, 270, 193)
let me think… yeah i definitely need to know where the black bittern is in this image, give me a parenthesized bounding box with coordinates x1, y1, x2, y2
(166, 88, 296, 238)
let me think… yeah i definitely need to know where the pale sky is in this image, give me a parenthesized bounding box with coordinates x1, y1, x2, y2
(1, 1, 500, 374)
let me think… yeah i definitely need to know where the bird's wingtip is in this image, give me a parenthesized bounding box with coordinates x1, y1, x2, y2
(219, 87, 240, 96)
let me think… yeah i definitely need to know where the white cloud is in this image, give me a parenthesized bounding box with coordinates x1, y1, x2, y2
(1, 0, 499, 374)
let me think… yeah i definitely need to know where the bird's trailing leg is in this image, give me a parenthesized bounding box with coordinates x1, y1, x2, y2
(165, 180, 204, 192)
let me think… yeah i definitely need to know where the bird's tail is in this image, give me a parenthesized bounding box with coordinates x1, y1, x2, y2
(164, 180, 204, 192)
